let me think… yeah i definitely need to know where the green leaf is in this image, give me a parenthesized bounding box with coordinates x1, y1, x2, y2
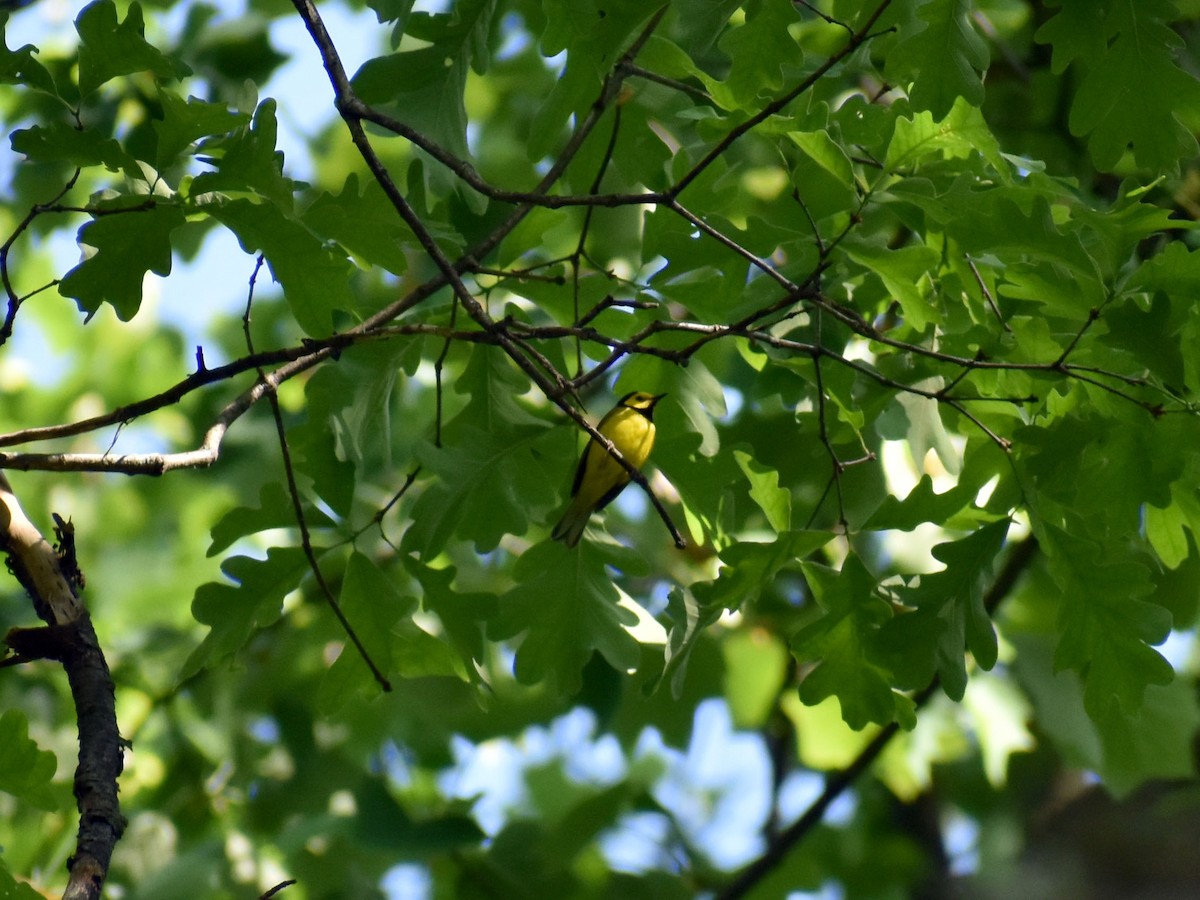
(366, 0, 417, 27)
(1099, 293, 1185, 389)
(181, 546, 312, 679)
(885, 99, 1005, 173)
(353, 776, 484, 852)
(895, 377, 960, 475)
(668, 0, 742, 56)
(1124, 241, 1200, 297)
(207, 482, 319, 557)
(0, 710, 57, 809)
(320, 553, 453, 712)
(1093, 680, 1200, 795)
(0, 860, 45, 900)
(842, 240, 940, 330)
(788, 129, 855, 188)
(1145, 473, 1200, 576)
(403, 424, 559, 557)
(708, 0, 801, 110)
(59, 200, 186, 321)
(879, 521, 1009, 700)
(1145, 500, 1190, 571)
(1013, 633, 1198, 795)
(351, 0, 498, 166)
(204, 197, 352, 337)
(1033, 0, 1106, 72)
(528, 1, 656, 159)
(693, 532, 830, 612)
(10, 122, 139, 174)
(1039, 0, 1200, 170)
(188, 15, 288, 87)
(864, 474, 974, 531)
(656, 586, 714, 699)
(446, 345, 549, 438)
(301, 173, 414, 275)
(489, 541, 643, 694)
(1042, 525, 1174, 719)
(793, 554, 910, 730)
(153, 92, 248, 171)
(191, 100, 296, 210)
(404, 557, 498, 681)
(75, 0, 188, 96)
(888, 0, 988, 118)
(0, 32, 57, 95)
(733, 448, 790, 532)
(352, 46, 471, 161)
(287, 365, 363, 518)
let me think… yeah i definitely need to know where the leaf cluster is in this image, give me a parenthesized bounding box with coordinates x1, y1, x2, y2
(2, 0, 1200, 897)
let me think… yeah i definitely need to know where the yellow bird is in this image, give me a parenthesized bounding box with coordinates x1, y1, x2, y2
(551, 391, 666, 547)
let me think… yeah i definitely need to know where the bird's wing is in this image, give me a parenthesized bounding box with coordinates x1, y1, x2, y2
(592, 479, 628, 513)
(570, 404, 623, 497)
(569, 438, 594, 497)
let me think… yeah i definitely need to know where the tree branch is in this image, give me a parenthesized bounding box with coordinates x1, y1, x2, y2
(291, 0, 686, 546)
(0, 474, 125, 900)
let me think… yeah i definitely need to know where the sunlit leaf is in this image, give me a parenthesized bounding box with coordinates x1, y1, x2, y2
(59, 200, 186, 320)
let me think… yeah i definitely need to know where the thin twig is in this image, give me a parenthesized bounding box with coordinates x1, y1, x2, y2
(471, 264, 566, 285)
(795, 0, 855, 34)
(1, 170, 81, 343)
(290, 0, 685, 546)
(811, 349, 850, 532)
(670, 0, 895, 199)
(1051, 304, 1103, 367)
(351, 466, 421, 550)
(260, 880, 298, 899)
(622, 63, 713, 103)
(570, 102, 625, 373)
(242, 256, 391, 692)
(964, 254, 1010, 331)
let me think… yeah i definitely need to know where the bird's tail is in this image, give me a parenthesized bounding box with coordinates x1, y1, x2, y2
(551, 499, 589, 548)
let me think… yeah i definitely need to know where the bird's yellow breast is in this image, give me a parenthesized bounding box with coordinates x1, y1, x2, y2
(600, 405, 656, 468)
(574, 405, 656, 508)
(552, 391, 664, 546)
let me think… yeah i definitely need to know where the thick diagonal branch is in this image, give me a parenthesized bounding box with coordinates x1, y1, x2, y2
(0, 474, 125, 900)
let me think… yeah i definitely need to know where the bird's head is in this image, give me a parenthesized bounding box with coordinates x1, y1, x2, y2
(618, 391, 667, 417)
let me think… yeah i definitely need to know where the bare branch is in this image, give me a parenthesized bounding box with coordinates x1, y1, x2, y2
(0, 474, 125, 900)
(1, 170, 80, 344)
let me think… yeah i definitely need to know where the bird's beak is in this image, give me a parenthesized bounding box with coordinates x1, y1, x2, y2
(652, 393, 667, 403)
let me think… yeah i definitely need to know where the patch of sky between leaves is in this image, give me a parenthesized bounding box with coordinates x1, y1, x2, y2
(153, 0, 386, 342)
(380, 863, 432, 900)
(3, 0, 570, 358)
(2, 0, 386, 362)
(432, 700, 778, 874)
(1160, 629, 1197, 669)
